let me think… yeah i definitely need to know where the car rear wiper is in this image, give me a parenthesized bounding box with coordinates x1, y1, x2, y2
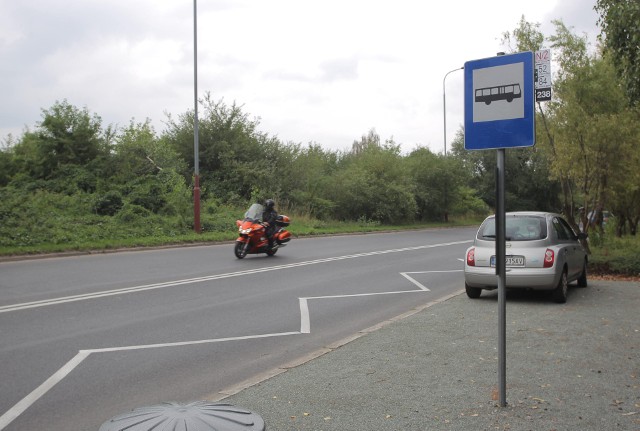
(482, 234, 515, 240)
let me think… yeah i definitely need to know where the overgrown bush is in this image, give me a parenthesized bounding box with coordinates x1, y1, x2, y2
(115, 203, 152, 223)
(94, 191, 124, 216)
(589, 234, 640, 276)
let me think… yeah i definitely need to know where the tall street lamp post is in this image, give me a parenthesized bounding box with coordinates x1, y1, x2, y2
(442, 66, 463, 155)
(193, 0, 201, 233)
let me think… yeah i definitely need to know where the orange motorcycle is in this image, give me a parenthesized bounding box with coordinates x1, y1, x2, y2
(234, 203, 291, 258)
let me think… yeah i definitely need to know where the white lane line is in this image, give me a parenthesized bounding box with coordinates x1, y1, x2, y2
(0, 240, 471, 314)
(299, 289, 428, 335)
(299, 298, 311, 334)
(0, 351, 90, 430)
(298, 269, 464, 334)
(401, 270, 463, 291)
(400, 272, 431, 290)
(87, 331, 301, 354)
(0, 332, 301, 430)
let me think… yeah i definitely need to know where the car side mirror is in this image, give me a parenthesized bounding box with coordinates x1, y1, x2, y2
(577, 232, 588, 241)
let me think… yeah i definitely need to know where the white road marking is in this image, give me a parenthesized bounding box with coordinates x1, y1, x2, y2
(1, 269, 463, 429)
(400, 272, 432, 290)
(88, 331, 301, 354)
(0, 240, 470, 429)
(0, 240, 471, 314)
(299, 298, 311, 334)
(299, 270, 463, 334)
(299, 290, 426, 335)
(0, 351, 90, 430)
(0, 332, 301, 430)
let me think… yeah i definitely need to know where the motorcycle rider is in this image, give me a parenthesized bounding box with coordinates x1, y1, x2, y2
(262, 199, 278, 250)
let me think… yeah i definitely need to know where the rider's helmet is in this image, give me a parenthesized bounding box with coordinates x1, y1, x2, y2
(265, 199, 275, 210)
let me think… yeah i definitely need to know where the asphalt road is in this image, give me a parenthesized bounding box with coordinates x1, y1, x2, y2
(0, 227, 476, 430)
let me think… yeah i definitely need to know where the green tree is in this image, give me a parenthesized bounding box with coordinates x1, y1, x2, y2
(546, 22, 634, 236)
(592, 109, 640, 236)
(105, 120, 191, 219)
(595, 0, 640, 105)
(501, 15, 545, 53)
(164, 93, 281, 203)
(328, 130, 416, 223)
(501, 17, 569, 218)
(279, 143, 338, 218)
(451, 137, 560, 214)
(0, 146, 14, 187)
(10, 100, 112, 192)
(406, 146, 469, 221)
(112, 120, 186, 182)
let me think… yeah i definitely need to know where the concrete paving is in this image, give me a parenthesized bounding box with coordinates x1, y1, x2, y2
(220, 280, 639, 430)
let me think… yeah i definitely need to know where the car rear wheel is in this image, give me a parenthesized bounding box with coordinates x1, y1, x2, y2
(577, 260, 588, 287)
(552, 270, 568, 303)
(465, 283, 482, 299)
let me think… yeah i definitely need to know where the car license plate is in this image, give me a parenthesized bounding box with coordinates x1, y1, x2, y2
(490, 255, 525, 267)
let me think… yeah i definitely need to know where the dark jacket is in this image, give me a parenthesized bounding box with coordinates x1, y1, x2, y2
(262, 208, 278, 236)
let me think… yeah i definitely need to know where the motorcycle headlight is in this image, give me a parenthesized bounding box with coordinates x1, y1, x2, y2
(240, 228, 252, 234)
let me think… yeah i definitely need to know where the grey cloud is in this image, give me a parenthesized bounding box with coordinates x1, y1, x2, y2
(261, 56, 359, 83)
(319, 56, 359, 82)
(543, 0, 600, 42)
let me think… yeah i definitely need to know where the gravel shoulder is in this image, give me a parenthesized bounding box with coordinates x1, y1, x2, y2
(223, 280, 640, 430)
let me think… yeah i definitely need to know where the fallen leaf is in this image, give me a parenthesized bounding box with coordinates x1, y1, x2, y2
(324, 417, 332, 421)
(385, 414, 392, 419)
(303, 412, 310, 417)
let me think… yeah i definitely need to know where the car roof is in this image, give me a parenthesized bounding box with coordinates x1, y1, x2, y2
(484, 211, 560, 219)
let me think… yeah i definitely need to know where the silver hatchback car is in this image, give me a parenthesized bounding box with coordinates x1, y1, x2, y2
(464, 212, 588, 303)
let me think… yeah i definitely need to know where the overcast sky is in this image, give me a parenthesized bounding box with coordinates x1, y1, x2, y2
(1, 0, 600, 154)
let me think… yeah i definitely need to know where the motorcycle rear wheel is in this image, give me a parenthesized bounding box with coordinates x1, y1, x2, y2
(266, 247, 277, 256)
(234, 241, 248, 259)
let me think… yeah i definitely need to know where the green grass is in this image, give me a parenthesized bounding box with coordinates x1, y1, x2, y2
(2, 203, 637, 280)
(0, 207, 482, 258)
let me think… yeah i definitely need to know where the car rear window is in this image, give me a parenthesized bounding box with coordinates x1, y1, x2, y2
(478, 216, 547, 241)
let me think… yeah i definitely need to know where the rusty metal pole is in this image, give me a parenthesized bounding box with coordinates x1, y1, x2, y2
(193, 0, 201, 234)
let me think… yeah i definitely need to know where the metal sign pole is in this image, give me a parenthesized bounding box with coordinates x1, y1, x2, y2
(193, 0, 201, 233)
(464, 50, 535, 408)
(496, 148, 507, 407)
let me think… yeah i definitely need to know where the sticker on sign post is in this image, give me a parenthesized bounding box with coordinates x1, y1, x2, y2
(535, 49, 552, 102)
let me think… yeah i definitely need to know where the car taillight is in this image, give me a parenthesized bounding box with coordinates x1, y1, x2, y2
(466, 248, 475, 266)
(543, 249, 555, 268)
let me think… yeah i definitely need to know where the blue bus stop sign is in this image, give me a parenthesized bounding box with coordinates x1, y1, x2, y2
(464, 51, 535, 150)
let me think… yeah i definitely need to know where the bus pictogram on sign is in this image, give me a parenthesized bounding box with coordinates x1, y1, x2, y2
(475, 83, 522, 105)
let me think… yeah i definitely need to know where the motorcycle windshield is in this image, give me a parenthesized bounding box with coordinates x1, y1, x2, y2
(244, 203, 264, 222)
